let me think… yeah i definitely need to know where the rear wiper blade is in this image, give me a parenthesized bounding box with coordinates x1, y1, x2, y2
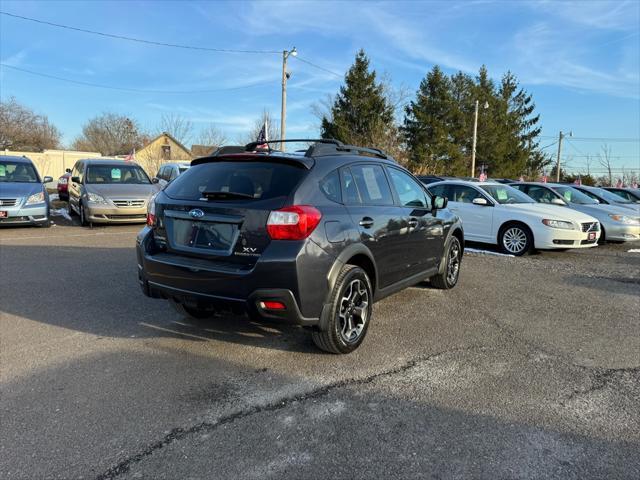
(200, 191, 254, 200)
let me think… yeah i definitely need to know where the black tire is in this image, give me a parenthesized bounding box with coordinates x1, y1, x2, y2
(599, 227, 606, 244)
(170, 299, 216, 319)
(41, 219, 51, 228)
(67, 200, 74, 217)
(430, 236, 462, 289)
(311, 265, 373, 354)
(498, 223, 533, 256)
(79, 202, 89, 227)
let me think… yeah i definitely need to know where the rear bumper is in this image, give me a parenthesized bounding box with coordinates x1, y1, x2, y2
(86, 204, 147, 224)
(0, 203, 49, 226)
(136, 227, 329, 325)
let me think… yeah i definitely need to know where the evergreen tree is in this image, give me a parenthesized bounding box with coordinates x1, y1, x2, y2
(321, 50, 394, 148)
(402, 66, 462, 174)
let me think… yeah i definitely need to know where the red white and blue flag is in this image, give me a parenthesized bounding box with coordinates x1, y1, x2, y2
(616, 178, 623, 188)
(256, 121, 269, 150)
(541, 170, 547, 183)
(124, 149, 136, 162)
(573, 176, 581, 186)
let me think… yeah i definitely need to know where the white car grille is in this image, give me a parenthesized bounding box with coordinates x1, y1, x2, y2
(0, 198, 19, 207)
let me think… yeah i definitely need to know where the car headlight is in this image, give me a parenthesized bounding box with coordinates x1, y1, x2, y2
(25, 192, 45, 205)
(542, 219, 575, 230)
(609, 214, 640, 225)
(87, 192, 108, 204)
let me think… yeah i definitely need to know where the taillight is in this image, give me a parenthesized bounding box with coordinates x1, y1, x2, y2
(267, 205, 322, 240)
(147, 193, 157, 226)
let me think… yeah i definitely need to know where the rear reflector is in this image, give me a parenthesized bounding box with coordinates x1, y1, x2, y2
(260, 301, 286, 310)
(266, 205, 322, 240)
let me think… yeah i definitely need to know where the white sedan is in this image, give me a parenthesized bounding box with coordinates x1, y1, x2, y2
(427, 180, 601, 255)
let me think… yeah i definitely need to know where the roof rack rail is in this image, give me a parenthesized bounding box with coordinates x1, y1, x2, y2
(243, 138, 391, 160)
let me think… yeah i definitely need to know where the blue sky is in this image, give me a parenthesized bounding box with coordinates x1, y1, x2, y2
(1, 0, 638, 174)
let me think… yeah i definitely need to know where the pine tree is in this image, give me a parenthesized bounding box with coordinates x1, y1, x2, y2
(402, 66, 462, 174)
(321, 50, 394, 148)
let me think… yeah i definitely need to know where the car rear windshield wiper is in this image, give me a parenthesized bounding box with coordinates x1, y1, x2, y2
(200, 191, 255, 200)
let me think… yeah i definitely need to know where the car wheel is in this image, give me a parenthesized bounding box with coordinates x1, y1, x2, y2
(430, 236, 462, 289)
(79, 202, 89, 227)
(67, 200, 74, 216)
(598, 227, 606, 244)
(311, 265, 372, 354)
(499, 223, 532, 256)
(170, 299, 215, 319)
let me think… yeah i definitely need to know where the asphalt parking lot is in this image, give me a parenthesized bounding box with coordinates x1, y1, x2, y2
(1, 213, 639, 480)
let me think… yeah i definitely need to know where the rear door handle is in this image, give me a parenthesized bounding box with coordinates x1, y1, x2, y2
(359, 217, 374, 228)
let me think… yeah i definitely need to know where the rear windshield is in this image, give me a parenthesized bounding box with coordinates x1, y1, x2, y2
(0, 161, 39, 183)
(86, 165, 151, 184)
(164, 161, 307, 201)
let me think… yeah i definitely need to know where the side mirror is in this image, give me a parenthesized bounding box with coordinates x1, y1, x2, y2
(43, 176, 53, 183)
(151, 177, 160, 184)
(551, 198, 566, 206)
(472, 197, 489, 206)
(71, 176, 80, 184)
(433, 195, 448, 210)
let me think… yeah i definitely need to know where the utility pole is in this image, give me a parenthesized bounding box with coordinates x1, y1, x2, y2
(280, 47, 297, 151)
(555, 130, 572, 182)
(471, 100, 479, 178)
(470, 100, 488, 177)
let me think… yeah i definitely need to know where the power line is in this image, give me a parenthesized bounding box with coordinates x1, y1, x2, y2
(540, 135, 639, 142)
(0, 11, 281, 54)
(293, 56, 343, 78)
(0, 63, 277, 94)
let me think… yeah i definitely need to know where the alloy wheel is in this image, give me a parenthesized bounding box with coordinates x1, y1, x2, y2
(447, 240, 461, 285)
(338, 279, 369, 343)
(503, 227, 527, 254)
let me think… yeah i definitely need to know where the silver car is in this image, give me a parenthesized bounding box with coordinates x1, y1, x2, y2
(573, 185, 640, 213)
(152, 162, 190, 188)
(0, 155, 53, 227)
(67, 159, 160, 226)
(512, 182, 640, 242)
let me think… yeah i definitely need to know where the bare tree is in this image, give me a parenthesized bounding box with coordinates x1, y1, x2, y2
(157, 113, 194, 146)
(241, 109, 280, 145)
(597, 144, 614, 186)
(0, 97, 61, 151)
(196, 124, 227, 147)
(72, 112, 146, 156)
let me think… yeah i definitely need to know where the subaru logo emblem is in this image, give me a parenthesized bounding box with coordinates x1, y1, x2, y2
(189, 209, 205, 219)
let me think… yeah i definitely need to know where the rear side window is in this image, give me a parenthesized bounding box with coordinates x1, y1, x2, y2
(164, 161, 306, 201)
(349, 164, 394, 206)
(387, 168, 430, 208)
(320, 170, 341, 203)
(448, 185, 482, 203)
(428, 184, 448, 198)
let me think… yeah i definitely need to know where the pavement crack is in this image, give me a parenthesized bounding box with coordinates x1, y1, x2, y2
(563, 366, 640, 403)
(94, 345, 484, 480)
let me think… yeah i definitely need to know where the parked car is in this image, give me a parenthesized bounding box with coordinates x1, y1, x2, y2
(67, 159, 160, 226)
(0, 155, 52, 227)
(417, 175, 446, 185)
(603, 187, 640, 203)
(572, 185, 640, 213)
(152, 162, 191, 188)
(57, 168, 72, 201)
(512, 182, 640, 242)
(427, 180, 600, 255)
(137, 139, 463, 354)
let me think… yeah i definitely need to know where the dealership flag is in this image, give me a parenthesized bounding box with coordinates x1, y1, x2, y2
(541, 170, 547, 183)
(479, 171, 487, 182)
(574, 176, 581, 186)
(256, 121, 269, 150)
(616, 178, 623, 188)
(124, 149, 135, 162)
(633, 181, 638, 189)
(519, 175, 525, 182)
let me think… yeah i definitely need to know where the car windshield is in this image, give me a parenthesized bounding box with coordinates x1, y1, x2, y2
(0, 161, 39, 183)
(85, 165, 151, 184)
(592, 187, 633, 204)
(551, 186, 599, 204)
(479, 184, 534, 204)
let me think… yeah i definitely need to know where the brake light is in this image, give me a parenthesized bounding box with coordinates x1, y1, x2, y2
(260, 301, 286, 310)
(267, 205, 322, 240)
(146, 213, 156, 226)
(147, 193, 157, 226)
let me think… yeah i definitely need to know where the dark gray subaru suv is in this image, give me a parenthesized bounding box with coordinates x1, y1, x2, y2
(137, 140, 464, 353)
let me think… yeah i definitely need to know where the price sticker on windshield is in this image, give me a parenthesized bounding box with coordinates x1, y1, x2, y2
(111, 168, 121, 180)
(0, 165, 5, 177)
